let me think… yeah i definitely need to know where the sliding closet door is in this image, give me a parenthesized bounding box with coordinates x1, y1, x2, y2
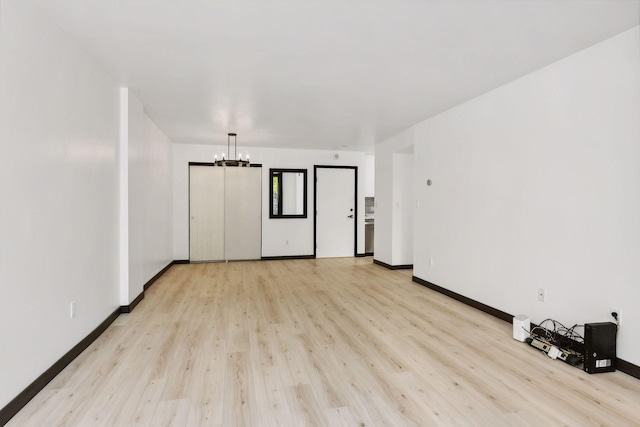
(224, 167, 262, 260)
(189, 165, 225, 261)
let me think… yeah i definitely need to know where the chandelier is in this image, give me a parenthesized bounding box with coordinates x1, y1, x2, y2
(214, 133, 250, 167)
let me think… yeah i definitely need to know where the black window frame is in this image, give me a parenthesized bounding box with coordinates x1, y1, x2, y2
(269, 168, 308, 219)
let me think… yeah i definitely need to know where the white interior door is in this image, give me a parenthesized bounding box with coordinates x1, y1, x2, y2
(189, 165, 225, 261)
(224, 167, 262, 260)
(316, 167, 355, 258)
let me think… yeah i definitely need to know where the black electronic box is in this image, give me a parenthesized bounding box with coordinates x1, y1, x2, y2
(584, 322, 617, 374)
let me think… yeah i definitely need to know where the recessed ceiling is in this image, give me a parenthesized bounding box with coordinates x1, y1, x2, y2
(32, 0, 639, 152)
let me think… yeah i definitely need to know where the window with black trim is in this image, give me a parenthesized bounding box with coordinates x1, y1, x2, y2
(270, 169, 307, 218)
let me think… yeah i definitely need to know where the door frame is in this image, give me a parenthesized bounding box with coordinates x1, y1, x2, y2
(313, 165, 358, 258)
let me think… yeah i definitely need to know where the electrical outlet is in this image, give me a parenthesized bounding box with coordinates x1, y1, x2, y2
(610, 307, 621, 326)
(537, 288, 545, 302)
(70, 301, 77, 319)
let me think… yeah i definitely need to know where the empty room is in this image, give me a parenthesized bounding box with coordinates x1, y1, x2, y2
(1, 0, 640, 425)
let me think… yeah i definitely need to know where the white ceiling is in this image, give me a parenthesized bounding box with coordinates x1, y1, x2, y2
(33, 0, 639, 152)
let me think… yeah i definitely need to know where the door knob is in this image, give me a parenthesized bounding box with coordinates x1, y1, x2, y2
(347, 214, 354, 218)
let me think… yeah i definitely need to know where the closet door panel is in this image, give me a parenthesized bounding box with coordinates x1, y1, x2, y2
(189, 165, 225, 261)
(224, 167, 262, 260)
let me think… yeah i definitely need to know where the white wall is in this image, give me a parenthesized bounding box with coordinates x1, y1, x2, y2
(383, 27, 640, 365)
(127, 92, 173, 303)
(364, 154, 375, 197)
(0, 2, 175, 409)
(0, 1, 120, 408)
(374, 129, 415, 265)
(392, 153, 414, 265)
(173, 144, 367, 259)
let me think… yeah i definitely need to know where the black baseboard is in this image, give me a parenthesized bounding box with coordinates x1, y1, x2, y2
(364, 252, 374, 256)
(618, 359, 640, 380)
(412, 276, 513, 323)
(261, 255, 315, 261)
(120, 291, 144, 314)
(0, 307, 120, 426)
(356, 253, 367, 258)
(411, 275, 640, 380)
(143, 261, 176, 291)
(373, 259, 414, 270)
(173, 259, 190, 264)
(121, 261, 178, 313)
(0, 260, 182, 425)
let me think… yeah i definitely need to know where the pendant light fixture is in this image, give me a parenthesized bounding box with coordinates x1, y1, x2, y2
(213, 133, 250, 167)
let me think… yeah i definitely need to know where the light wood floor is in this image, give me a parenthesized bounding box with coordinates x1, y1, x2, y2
(8, 258, 640, 426)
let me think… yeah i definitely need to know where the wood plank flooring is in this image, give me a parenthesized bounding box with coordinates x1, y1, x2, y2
(8, 258, 640, 426)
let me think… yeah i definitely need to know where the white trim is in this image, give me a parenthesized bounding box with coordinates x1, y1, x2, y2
(119, 88, 129, 305)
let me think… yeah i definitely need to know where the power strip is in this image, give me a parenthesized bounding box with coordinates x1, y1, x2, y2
(530, 337, 552, 353)
(531, 337, 563, 360)
(529, 337, 582, 365)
